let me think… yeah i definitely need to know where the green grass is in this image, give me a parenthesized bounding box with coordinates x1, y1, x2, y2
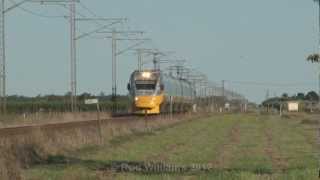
(23, 114, 320, 179)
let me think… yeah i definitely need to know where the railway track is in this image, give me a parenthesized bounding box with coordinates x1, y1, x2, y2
(0, 113, 188, 137)
(0, 116, 135, 136)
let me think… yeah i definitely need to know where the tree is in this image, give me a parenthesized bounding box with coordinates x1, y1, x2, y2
(99, 91, 106, 97)
(282, 93, 289, 99)
(64, 92, 72, 97)
(307, 53, 320, 63)
(297, 92, 305, 100)
(79, 92, 92, 101)
(305, 91, 319, 101)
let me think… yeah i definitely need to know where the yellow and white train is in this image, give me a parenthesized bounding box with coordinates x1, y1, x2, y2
(127, 70, 195, 115)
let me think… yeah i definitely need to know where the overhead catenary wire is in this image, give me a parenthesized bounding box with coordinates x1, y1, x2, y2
(78, 1, 162, 63)
(78, 2, 152, 48)
(9, 0, 66, 18)
(9, 0, 97, 37)
(60, 3, 105, 29)
(5, 1, 248, 106)
(78, 1, 99, 18)
(77, 1, 126, 33)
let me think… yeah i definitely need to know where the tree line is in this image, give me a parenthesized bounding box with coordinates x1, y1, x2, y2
(262, 91, 319, 108)
(5, 92, 130, 114)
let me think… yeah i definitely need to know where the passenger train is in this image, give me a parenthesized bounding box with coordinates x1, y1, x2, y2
(127, 70, 195, 115)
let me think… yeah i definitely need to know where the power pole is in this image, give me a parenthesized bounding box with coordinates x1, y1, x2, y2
(74, 18, 125, 112)
(307, 0, 320, 101)
(98, 30, 147, 114)
(137, 48, 142, 71)
(266, 89, 270, 100)
(317, 0, 320, 98)
(0, 0, 5, 114)
(0, 0, 76, 114)
(222, 80, 225, 99)
(70, 0, 77, 112)
(150, 51, 173, 70)
(316, 2, 320, 177)
(111, 30, 117, 111)
(20, 1, 121, 113)
(135, 48, 152, 71)
(152, 52, 160, 70)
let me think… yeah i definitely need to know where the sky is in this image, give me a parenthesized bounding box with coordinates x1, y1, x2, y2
(4, 0, 320, 103)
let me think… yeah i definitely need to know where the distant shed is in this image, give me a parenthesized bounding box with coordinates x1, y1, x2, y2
(287, 101, 299, 112)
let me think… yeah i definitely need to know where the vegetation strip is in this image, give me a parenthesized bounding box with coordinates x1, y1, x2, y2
(23, 114, 320, 179)
(262, 119, 289, 171)
(210, 117, 241, 169)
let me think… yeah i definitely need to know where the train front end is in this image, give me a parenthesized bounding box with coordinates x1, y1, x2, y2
(127, 70, 164, 115)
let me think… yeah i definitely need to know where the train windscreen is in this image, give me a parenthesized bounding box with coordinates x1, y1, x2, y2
(135, 80, 156, 90)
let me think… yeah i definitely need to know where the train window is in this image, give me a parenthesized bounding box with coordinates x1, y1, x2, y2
(136, 83, 156, 90)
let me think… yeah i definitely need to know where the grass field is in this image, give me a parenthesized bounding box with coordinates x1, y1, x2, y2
(24, 114, 320, 179)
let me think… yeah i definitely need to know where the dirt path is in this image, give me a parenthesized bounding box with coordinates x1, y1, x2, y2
(210, 119, 241, 169)
(146, 124, 211, 162)
(263, 124, 289, 171)
(145, 116, 238, 163)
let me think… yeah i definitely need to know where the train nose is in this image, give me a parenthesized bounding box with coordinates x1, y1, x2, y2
(135, 96, 157, 108)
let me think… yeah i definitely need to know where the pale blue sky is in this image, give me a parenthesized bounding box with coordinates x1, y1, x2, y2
(5, 0, 320, 102)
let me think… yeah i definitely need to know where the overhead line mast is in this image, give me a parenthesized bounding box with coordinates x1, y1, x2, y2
(0, 0, 5, 114)
(0, 0, 123, 113)
(70, 0, 76, 112)
(97, 29, 148, 113)
(0, 0, 77, 113)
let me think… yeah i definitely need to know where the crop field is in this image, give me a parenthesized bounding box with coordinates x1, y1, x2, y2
(24, 114, 320, 180)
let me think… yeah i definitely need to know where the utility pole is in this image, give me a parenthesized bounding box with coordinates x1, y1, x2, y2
(111, 30, 117, 111)
(222, 80, 225, 99)
(266, 89, 270, 100)
(0, 0, 5, 114)
(150, 51, 176, 71)
(317, 0, 320, 98)
(135, 48, 152, 71)
(309, 0, 320, 99)
(137, 48, 142, 71)
(0, 0, 76, 114)
(98, 30, 148, 114)
(316, 2, 320, 177)
(149, 50, 172, 70)
(17, 1, 122, 113)
(74, 18, 125, 112)
(68, 8, 124, 112)
(135, 49, 174, 72)
(152, 52, 160, 70)
(70, 0, 77, 112)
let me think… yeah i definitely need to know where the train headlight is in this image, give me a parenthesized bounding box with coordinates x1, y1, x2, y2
(135, 97, 139, 101)
(141, 72, 151, 78)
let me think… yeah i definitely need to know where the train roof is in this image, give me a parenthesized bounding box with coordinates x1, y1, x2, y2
(131, 69, 192, 84)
